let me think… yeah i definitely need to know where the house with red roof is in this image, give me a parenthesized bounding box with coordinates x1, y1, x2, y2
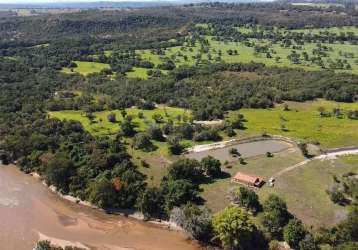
(232, 172, 264, 188)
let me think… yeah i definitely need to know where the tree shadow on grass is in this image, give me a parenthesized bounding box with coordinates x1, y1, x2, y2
(199, 171, 231, 185)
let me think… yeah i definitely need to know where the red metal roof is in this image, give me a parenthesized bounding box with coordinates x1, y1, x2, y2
(233, 172, 262, 185)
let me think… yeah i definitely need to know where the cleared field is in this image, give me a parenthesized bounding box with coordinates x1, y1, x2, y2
(201, 149, 357, 227)
(201, 148, 305, 213)
(126, 67, 150, 79)
(61, 61, 111, 76)
(135, 28, 358, 75)
(258, 155, 357, 227)
(228, 100, 358, 149)
(126, 67, 168, 79)
(293, 26, 358, 35)
(48, 106, 191, 137)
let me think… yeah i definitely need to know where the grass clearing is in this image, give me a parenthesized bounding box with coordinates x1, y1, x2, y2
(202, 148, 357, 227)
(133, 28, 358, 75)
(61, 61, 111, 76)
(126, 67, 168, 79)
(48, 106, 191, 137)
(126, 67, 150, 79)
(228, 99, 358, 149)
(258, 157, 357, 227)
(201, 149, 305, 213)
(49, 106, 190, 185)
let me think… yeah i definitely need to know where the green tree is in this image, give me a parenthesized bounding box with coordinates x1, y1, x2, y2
(226, 125, 236, 137)
(200, 156, 222, 178)
(137, 187, 165, 219)
(152, 113, 164, 123)
(213, 206, 256, 250)
(120, 118, 136, 137)
(45, 154, 75, 194)
(146, 124, 164, 141)
(167, 136, 183, 155)
(229, 148, 241, 157)
(133, 133, 155, 151)
(168, 158, 204, 183)
(284, 218, 307, 249)
(87, 176, 116, 209)
(336, 204, 358, 243)
(231, 186, 261, 213)
(231, 114, 245, 129)
(107, 112, 116, 123)
(120, 109, 127, 118)
(262, 194, 291, 237)
(161, 179, 199, 211)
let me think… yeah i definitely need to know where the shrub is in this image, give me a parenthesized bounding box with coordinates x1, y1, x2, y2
(283, 219, 307, 249)
(107, 112, 116, 123)
(133, 133, 155, 151)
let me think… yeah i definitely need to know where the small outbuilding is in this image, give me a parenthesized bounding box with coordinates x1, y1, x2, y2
(232, 172, 264, 188)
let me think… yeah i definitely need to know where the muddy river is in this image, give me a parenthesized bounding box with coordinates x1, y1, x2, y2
(0, 165, 201, 250)
(186, 139, 291, 162)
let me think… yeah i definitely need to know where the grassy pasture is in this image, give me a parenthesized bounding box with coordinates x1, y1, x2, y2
(81, 26, 358, 78)
(202, 148, 357, 227)
(126, 67, 168, 79)
(126, 67, 150, 79)
(228, 100, 358, 149)
(201, 149, 304, 213)
(61, 61, 111, 76)
(293, 26, 358, 35)
(48, 106, 191, 137)
(134, 25, 358, 75)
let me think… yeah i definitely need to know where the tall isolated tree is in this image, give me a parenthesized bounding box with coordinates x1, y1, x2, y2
(200, 155, 222, 178)
(213, 206, 256, 250)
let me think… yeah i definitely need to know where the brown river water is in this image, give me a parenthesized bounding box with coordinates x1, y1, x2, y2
(0, 165, 201, 250)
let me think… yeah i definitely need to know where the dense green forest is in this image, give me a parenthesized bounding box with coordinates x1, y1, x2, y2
(1, 2, 358, 250)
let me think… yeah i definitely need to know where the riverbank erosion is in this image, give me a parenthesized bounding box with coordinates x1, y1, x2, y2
(0, 164, 201, 250)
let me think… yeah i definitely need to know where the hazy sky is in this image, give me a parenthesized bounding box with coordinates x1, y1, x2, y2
(0, 0, 148, 3)
(0, 0, 273, 3)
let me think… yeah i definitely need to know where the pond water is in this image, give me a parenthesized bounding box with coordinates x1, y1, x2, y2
(186, 140, 291, 162)
(0, 165, 201, 250)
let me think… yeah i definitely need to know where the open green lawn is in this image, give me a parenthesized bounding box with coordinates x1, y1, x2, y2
(49, 106, 190, 137)
(202, 148, 357, 227)
(293, 26, 358, 35)
(258, 156, 357, 227)
(61, 61, 111, 76)
(126, 67, 168, 79)
(228, 99, 358, 149)
(201, 149, 305, 213)
(126, 67, 150, 79)
(83, 26, 358, 78)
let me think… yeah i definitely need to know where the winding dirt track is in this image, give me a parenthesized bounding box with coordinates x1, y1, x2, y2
(275, 148, 358, 177)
